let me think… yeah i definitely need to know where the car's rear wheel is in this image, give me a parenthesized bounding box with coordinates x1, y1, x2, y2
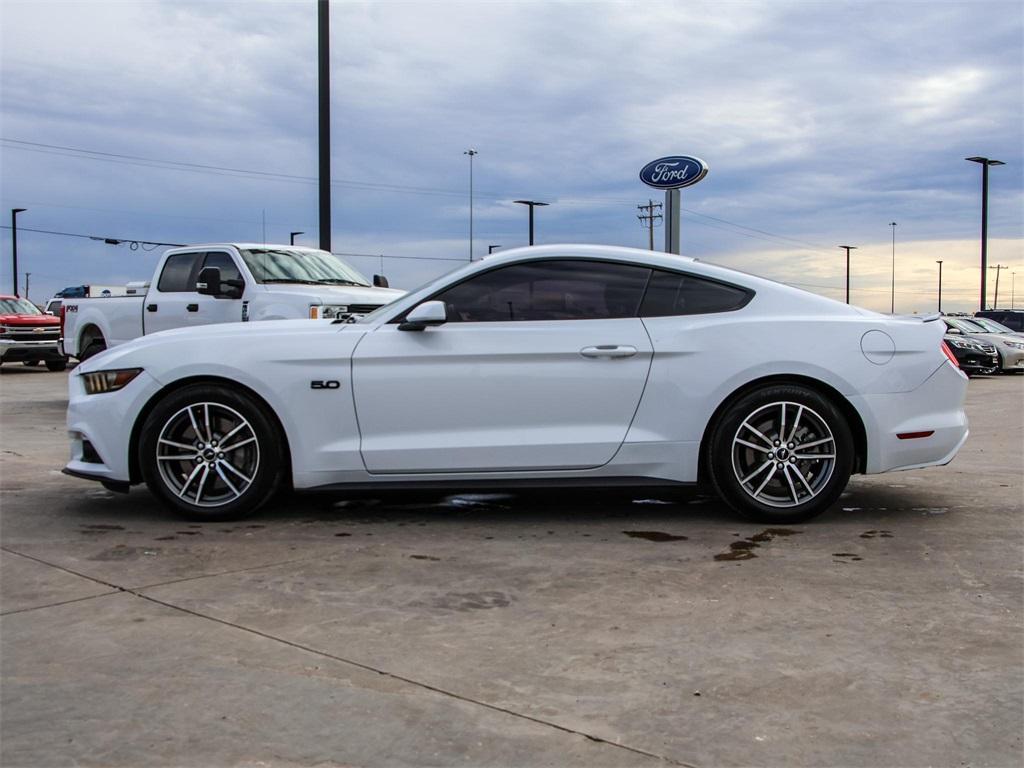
(139, 384, 284, 520)
(79, 339, 106, 361)
(707, 384, 854, 523)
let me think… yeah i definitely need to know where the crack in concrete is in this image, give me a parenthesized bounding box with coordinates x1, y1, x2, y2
(1, 545, 697, 767)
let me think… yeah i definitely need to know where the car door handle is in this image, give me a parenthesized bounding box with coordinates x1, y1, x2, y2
(579, 345, 638, 359)
(187, 304, 199, 312)
(146, 304, 158, 312)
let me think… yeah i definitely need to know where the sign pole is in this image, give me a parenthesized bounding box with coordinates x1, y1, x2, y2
(664, 189, 681, 254)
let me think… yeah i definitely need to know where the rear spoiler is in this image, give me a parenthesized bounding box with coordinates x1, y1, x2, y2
(918, 313, 942, 323)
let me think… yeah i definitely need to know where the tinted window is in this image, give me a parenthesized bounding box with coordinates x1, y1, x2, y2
(640, 270, 750, 316)
(202, 251, 242, 284)
(433, 260, 651, 322)
(157, 252, 201, 292)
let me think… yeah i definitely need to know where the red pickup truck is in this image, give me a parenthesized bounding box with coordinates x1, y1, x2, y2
(0, 295, 67, 371)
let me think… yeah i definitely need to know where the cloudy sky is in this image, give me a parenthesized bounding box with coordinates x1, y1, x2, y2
(1, 0, 1021, 313)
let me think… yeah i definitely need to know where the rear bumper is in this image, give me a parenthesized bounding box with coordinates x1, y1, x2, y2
(0, 338, 64, 362)
(852, 360, 969, 474)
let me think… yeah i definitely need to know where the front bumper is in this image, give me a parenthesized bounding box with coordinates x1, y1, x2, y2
(998, 346, 1024, 371)
(852, 360, 969, 474)
(0, 338, 65, 362)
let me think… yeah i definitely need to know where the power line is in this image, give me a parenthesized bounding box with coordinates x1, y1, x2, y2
(1, 137, 848, 253)
(0, 224, 182, 248)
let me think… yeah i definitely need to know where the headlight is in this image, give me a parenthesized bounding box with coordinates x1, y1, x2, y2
(946, 337, 971, 349)
(1004, 341, 1024, 350)
(81, 368, 143, 395)
(309, 304, 350, 320)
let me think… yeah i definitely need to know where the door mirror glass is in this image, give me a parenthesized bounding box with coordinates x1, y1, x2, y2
(373, 274, 390, 288)
(399, 300, 448, 331)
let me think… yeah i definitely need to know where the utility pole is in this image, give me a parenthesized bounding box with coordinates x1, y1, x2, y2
(464, 149, 478, 260)
(1012, 272, 1017, 309)
(318, 0, 331, 252)
(11, 208, 25, 296)
(637, 199, 663, 251)
(936, 260, 943, 313)
(24, 272, 30, 301)
(839, 245, 857, 304)
(989, 264, 1008, 308)
(889, 222, 897, 314)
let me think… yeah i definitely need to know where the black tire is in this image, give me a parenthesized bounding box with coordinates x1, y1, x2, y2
(706, 384, 854, 524)
(139, 384, 284, 520)
(79, 339, 106, 361)
(46, 359, 68, 372)
(22, 360, 41, 367)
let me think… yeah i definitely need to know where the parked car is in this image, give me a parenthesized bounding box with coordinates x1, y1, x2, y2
(65, 244, 968, 524)
(975, 309, 1024, 333)
(943, 317, 1024, 373)
(943, 332, 999, 375)
(60, 244, 404, 360)
(0, 295, 68, 371)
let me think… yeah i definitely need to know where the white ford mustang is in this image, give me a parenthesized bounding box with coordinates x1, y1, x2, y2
(65, 244, 969, 522)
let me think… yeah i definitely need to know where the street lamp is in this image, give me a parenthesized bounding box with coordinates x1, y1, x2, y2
(11, 208, 26, 297)
(839, 245, 857, 304)
(488, 244, 501, 254)
(464, 149, 478, 260)
(966, 156, 1005, 310)
(1012, 272, 1017, 309)
(889, 222, 897, 314)
(514, 200, 549, 246)
(936, 260, 943, 313)
(290, 231, 304, 245)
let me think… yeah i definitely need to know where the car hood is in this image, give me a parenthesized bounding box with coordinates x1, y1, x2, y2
(0, 313, 59, 326)
(253, 282, 405, 305)
(79, 319, 361, 373)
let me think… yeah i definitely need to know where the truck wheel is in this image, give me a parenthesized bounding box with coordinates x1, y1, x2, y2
(706, 384, 854, 524)
(79, 339, 106, 361)
(139, 384, 284, 520)
(22, 360, 40, 367)
(46, 359, 68, 372)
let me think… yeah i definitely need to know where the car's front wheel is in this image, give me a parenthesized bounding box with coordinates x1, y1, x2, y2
(707, 384, 854, 524)
(139, 384, 284, 520)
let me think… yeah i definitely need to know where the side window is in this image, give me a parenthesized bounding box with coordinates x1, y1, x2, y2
(202, 251, 243, 285)
(640, 270, 751, 317)
(157, 253, 202, 292)
(433, 260, 651, 322)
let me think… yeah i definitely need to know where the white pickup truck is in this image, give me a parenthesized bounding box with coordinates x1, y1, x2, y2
(61, 243, 404, 359)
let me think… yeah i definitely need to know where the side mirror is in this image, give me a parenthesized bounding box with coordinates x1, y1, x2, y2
(373, 274, 390, 288)
(196, 267, 221, 296)
(197, 267, 243, 299)
(399, 300, 448, 331)
(946, 327, 962, 335)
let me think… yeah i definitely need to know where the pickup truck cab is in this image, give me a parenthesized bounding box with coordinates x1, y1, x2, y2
(61, 243, 404, 359)
(0, 295, 67, 371)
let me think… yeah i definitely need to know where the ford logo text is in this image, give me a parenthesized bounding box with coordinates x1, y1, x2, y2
(639, 156, 709, 190)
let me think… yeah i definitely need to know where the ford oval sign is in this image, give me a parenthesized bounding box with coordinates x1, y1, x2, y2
(639, 156, 709, 190)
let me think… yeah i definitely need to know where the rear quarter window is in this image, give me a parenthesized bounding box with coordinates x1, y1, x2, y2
(640, 270, 752, 316)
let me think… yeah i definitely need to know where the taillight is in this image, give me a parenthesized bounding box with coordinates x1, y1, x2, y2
(59, 304, 66, 336)
(941, 340, 959, 368)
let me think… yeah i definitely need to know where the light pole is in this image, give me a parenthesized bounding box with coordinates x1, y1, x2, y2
(11, 208, 26, 297)
(936, 260, 944, 313)
(1012, 272, 1017, 309)
(839, 245, 857, 304)
(889, 222, 897, 314)
(289, 231, 304, 245)
(488, 244, 501, 254)
(464, 149, 478, 260)
(24, 272, 30, 301)
(514, 200, 549, 245)
(966, 156, 1005, 310)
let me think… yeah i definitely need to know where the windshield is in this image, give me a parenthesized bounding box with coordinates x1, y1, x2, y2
(972, 317, 1015, 334)
(239, 248, 370, 286)
(947, 317, 988, 334)
(0, 298, 43, 315)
